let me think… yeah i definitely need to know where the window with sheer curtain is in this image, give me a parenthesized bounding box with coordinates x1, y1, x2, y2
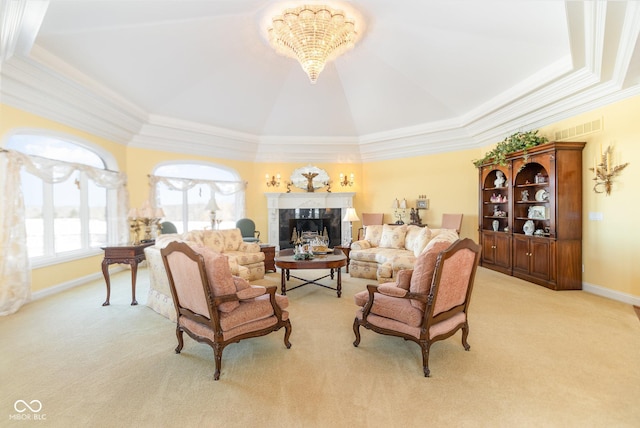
(1, 132, 128, 315)
(151, 162, 246, 233)
(4, 135, 123, 265)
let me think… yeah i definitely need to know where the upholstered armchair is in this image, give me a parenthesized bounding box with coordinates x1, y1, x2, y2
(236, 218, 260, 242)
(353, 238, 481, 377)
(161, 241, 291, 380)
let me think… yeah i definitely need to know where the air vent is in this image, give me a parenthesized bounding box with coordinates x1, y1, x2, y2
(554, 118, 602, 141)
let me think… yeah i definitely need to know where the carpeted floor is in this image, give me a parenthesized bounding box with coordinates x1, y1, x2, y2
(2, 266, 639, 427)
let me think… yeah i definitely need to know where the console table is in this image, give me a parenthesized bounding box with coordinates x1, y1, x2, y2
(101, 242, 153, 306)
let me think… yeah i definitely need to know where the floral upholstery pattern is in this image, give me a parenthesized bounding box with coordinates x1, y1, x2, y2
(145, 228, 266, 320)
(349, 225, 458, 282)
(379, 224, 407, 249)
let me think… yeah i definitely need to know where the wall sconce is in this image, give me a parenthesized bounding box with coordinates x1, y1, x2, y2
(589, 145, 629, 195)
(266, 173, 281, 187)
(392, 198, 407, 224)
(339, 172, 354, 187)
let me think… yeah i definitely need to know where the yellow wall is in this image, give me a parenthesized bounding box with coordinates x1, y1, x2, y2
(361, 149, 480, 239)
(538, 96, 639, 297)
(1, 95, 639, 299)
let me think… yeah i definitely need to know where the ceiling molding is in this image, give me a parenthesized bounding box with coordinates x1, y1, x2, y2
(0, 0, 49, 61)
(0, 53, 146, 143)
(2, 1, 640, 164)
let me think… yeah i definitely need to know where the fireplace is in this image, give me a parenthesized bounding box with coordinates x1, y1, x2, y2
(265, 192, 355, 250)
(279, 208, 342, 249)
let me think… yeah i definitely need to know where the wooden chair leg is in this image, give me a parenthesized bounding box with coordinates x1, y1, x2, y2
(462, 322, 471, 351)
(420, 341, 431, 377)
(283, 320, 292, 349)
(175, 327, 184, 354)
(213, 343, 223, 381)
(352, 317, 361, 347)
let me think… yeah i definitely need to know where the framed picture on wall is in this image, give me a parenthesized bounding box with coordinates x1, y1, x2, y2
(416, 199, 429, 209)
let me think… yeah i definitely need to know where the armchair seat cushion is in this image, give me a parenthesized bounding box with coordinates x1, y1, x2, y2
(219, 294, 283, 331)
(354, 290, 423, 327)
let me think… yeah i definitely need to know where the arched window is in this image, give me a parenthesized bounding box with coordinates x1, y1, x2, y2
(152, 161, 245, 233)
(3, 131, 125, 265)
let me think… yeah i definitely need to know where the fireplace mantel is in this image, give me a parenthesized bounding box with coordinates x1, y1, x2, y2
(265, 192, 355, 248)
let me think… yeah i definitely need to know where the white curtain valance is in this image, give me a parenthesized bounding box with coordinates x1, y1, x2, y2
(148, 175, 246, 195)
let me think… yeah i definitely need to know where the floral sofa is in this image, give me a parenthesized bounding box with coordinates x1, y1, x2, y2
(144, 228, 265, 321)
(348, 224, 459, 283)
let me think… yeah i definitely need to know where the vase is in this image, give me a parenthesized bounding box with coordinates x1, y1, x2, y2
(523, 220, 535, 236)
(492, 220, 499, 231)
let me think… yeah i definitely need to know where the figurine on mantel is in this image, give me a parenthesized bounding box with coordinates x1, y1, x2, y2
(302, 172, 318, 192)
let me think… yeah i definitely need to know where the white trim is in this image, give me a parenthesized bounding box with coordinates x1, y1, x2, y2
(583, 282, 640, 307)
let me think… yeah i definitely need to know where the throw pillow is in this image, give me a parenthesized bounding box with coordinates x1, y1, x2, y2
(191, 245, 239, 313)
(404, 225, 423, 251)
(409, 240, 451, 310)
(379, 224, 407, 249)
(421, 229, 458, 254)
(413, 227, 433, 257)
(364, 225, 384, 247)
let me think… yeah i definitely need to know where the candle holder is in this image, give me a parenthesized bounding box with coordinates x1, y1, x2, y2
(589, 145, 629, 195)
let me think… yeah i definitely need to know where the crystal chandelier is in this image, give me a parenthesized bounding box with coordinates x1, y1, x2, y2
(267, 4, 358, 84)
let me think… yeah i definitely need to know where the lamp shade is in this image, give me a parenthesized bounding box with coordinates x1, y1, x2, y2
(342, 207, 360, 222)
(392, 198, 399, 209)
(206, 197, 219, 212)
(399, 198, 407, 209)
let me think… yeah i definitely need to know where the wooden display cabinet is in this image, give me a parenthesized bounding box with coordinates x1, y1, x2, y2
(477, 141, 585, 290)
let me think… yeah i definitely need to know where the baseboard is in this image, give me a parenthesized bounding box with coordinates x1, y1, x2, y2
(582, 282, 640, 306)
(31, 267, 125, 301)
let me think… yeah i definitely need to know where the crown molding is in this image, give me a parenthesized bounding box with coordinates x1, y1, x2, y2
(0, 52, 146, 144)
(0, 0, 49, 61)
(129, 115, 260, 161)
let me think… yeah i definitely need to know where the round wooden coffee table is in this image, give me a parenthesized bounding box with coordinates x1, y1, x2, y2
(275, 248, 347, 297)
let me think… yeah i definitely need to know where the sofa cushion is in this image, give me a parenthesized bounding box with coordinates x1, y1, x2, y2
(219, 228, 243, 252)
(404, 225, 423, 251)
(202, 230, 225, 252)
(422, 229, 459, 254)
(409, 240, 452, 311)
(379, 224, 407, 249)
(191, 245, 239, 313)
(364, 224, 384, 247)
(226, 250, 265, 266)
(413, 227, 432, 256)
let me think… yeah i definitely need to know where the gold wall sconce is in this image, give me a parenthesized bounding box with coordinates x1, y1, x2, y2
(589, 145, 629, 195)
(266, 173, 281, 187)
(339, 172, 354, 187)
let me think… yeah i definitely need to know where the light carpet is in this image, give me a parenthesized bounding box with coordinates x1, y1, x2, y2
(1, 267, 639, 427)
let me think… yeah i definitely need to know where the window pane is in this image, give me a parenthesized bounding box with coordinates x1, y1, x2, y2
(187, 184, 212, 231)
(154, 162, 243, 233)
(157, 182, 184, 233)
(54, 173, 81, 253)
(22, 171, 44, 257)
(88, 180, 107, 247)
